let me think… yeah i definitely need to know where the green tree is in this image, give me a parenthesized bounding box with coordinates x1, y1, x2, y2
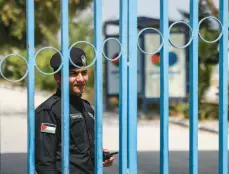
(0, 1, 95, 92)
(0, 0, 92, 52)
(175, 0, 225, 119)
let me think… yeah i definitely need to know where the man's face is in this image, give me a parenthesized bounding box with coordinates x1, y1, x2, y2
(69, 68, 89, 96)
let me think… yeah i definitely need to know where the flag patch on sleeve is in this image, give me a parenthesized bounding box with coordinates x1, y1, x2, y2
(41, 123, 56, 134)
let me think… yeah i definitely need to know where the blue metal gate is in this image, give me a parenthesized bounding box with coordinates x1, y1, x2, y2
(0, 0, 228, 174)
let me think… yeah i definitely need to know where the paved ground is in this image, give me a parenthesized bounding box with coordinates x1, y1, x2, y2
(0, 86, 228, 174)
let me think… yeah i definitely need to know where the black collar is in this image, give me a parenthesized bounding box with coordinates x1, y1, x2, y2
(55, 88, 84, 111)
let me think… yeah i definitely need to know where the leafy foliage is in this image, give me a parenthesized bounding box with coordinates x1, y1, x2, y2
(173, 0, 225, 119)
(0, 0, 92, 52)
(0, 0, 95, 92)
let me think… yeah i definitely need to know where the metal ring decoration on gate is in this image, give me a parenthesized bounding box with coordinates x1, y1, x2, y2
(198, 16, 223, 43)
(35, 47, 63, 75)
(0, 54, 28, 82)
(102, 37, 122, 61)
(69, 41, 97, 68)
(137, 27, 164, 55)
(168, 21, 194, 49)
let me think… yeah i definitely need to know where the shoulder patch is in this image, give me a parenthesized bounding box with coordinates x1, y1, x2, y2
(41, 123, 56, 134)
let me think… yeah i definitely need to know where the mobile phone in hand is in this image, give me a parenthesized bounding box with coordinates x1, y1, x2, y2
(103, 151, 119, 161)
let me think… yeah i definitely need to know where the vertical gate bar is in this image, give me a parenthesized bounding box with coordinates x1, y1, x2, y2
(128, 0, 138, 173)
(94, 0, 103, 173)
(26, 0, 35, 173)
(219, 0, 228, 173)
(189, 0, 199, 174)
(61, 0, 70, 173)
(160, 0, 169, 173)
(119, 0, 128, 173)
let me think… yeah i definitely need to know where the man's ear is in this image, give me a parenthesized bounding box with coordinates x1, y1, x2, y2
(54, 73, 61, 84)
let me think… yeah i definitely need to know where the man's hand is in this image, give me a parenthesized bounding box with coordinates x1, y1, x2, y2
(103, 149, 114, 167)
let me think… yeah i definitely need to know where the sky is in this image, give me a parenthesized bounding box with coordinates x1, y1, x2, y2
(83, 0, 220, 24)
(102, 0, 190, 22)
(101, 0, 219, 22)
(61, 0, 221, 47)
(99, 0, 220, 34)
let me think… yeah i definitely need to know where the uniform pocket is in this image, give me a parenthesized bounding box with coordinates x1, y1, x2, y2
(70, 114, 86, 151)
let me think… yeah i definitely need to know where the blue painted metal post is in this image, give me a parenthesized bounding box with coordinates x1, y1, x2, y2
(219, 0, 228, 174)
(61, 0, 70, 173)
(26, 0, 35, 173)
(189, 0, 199, 174)
(119, 0, 128, 173)
(160, 0, 169, 173)
(128, 0, 138, 173)
(94, 0, 103, 173)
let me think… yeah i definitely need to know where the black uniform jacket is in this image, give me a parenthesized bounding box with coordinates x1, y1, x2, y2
(35, 89, 95, 174)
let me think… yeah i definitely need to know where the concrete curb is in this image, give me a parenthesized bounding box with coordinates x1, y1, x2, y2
(169, 119, 220, 134)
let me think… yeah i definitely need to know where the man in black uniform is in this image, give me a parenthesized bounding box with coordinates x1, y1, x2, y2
(35, 48, 114, 174)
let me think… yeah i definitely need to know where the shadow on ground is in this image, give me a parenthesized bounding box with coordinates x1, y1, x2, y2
(1, 151, 227, 174)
